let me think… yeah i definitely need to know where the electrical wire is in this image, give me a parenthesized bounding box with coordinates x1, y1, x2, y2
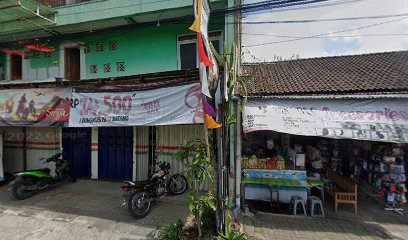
(1, 0, 404, 50)
(242, 0, 369, 16)
(240, 13, 408, 24)
(53, 0, 333, 18)
(242, 33, 408, 39)
(55, 0, 179, 17)
(215, 0, 334, 16)
(207, 12, 408, 25)
(243, 16, 408, 47)
(0, 0, 336, 49)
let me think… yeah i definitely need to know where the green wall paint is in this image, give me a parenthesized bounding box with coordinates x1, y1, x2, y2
(55, 0, 224, 26)
(83, 18, 224, 79)
(1, 18, 224, 80)
(30, 45, 60, 69)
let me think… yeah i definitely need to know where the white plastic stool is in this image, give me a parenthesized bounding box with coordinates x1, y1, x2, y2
(289, 195, 306, 216)
(309, 196, 325, 218)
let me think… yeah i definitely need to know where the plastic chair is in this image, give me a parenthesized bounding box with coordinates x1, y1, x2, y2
(289, 195, 306, 216)
(308, 196, 325, 218)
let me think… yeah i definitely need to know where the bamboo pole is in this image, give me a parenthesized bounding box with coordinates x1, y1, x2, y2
(200, 65, 214, 193)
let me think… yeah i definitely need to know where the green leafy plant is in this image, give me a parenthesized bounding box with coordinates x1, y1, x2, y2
(173, 139, 213, 188)
(217, 214, 248, 240)
(201, 200, 217, 234)
(186, 192, 216, 231)
(217, 228, 248, 240)
(155, 218, 188, 240)
(173, 138, 215, 238)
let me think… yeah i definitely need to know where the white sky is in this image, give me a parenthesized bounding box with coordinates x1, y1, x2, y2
(242, 0, 408, 62)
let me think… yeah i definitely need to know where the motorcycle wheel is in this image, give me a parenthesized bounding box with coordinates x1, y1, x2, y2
(169, 174, 188, 195)
(128, 191, 151, 219)
(11, 180, 36, 200)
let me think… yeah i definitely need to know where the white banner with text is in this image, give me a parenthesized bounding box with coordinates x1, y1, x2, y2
(69, 84, 203, 127)
(243, 98, 408, 143)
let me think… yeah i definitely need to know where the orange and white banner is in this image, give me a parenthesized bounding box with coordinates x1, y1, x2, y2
(0, 88, 71, 126)
(189, 0, 203, 33)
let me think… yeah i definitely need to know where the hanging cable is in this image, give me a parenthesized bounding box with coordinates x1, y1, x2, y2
(243, 16, 408, 47)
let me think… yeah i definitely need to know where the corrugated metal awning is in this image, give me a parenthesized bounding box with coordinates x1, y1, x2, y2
(0, 0, 56, 34)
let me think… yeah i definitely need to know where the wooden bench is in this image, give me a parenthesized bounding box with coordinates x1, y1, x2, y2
(326, 170, 358, 214)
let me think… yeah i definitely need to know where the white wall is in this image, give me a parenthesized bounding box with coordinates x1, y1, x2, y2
(2, 127, 60, 175)
(25, 128, 61, 176)
(135, 126, 149, 181)
(2, 127, 24, 173)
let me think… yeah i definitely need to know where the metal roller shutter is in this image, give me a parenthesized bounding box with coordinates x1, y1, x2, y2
(135, 126, 149, 181)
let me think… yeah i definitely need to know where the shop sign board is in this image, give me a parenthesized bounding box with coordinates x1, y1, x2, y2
(69, 84, 203, 127)
(0, 88, 71, 126)
(243, 98, 408, 143)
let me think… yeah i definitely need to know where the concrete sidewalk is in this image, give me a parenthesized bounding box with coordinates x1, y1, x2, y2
(0, 180, 189, 240)
(243, 194, 408, 240)
(244, 212, 396, 240)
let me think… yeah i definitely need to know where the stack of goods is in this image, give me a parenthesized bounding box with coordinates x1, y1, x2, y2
(369, 146, 385, 188)
(318, 139, 330, 169)
(242, 157, 250, 169)
(370, 144, 407, 205)
(242, 155, 258, 169)
(325, 139, 343, 174)
(382, 148, 407, 205)
(330, 140, 343, 174)
(276, 155, 286, 170)
(241, 155, 268, 169)
(349, 141, 371, 181)
(249, 155, 257, 169)
(242, 155, 286, 170)
(266, 157, 277, 170)
(257, 158, 267, 169)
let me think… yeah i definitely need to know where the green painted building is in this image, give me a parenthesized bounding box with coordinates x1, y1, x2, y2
(0, 0, 239, 185)
(0, 0, 233, 82)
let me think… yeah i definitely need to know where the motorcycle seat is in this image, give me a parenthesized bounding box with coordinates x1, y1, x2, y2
(132, 180, 152, 187)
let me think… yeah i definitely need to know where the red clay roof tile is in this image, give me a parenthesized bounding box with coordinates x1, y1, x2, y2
(242, 51, 408, 96)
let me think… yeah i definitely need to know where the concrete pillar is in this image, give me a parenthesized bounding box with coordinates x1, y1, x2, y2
(91, 127, 98, 179)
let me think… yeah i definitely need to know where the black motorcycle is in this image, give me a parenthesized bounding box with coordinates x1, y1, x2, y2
(8, 153, 76, 200)
(121, 161, 188, 218)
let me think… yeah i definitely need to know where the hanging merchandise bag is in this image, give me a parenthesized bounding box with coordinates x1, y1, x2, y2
(400, 193, 407, 204)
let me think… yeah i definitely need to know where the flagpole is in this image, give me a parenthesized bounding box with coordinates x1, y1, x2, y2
(200, 66, 212, 169)
(191, 0, 222, 230)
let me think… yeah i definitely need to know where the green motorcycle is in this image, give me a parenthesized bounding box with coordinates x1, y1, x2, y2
(8, 153, 77, 200)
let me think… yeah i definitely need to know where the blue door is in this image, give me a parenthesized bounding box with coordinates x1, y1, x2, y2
(62, 128, 91, 178)
(98, 127, 133, 180)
